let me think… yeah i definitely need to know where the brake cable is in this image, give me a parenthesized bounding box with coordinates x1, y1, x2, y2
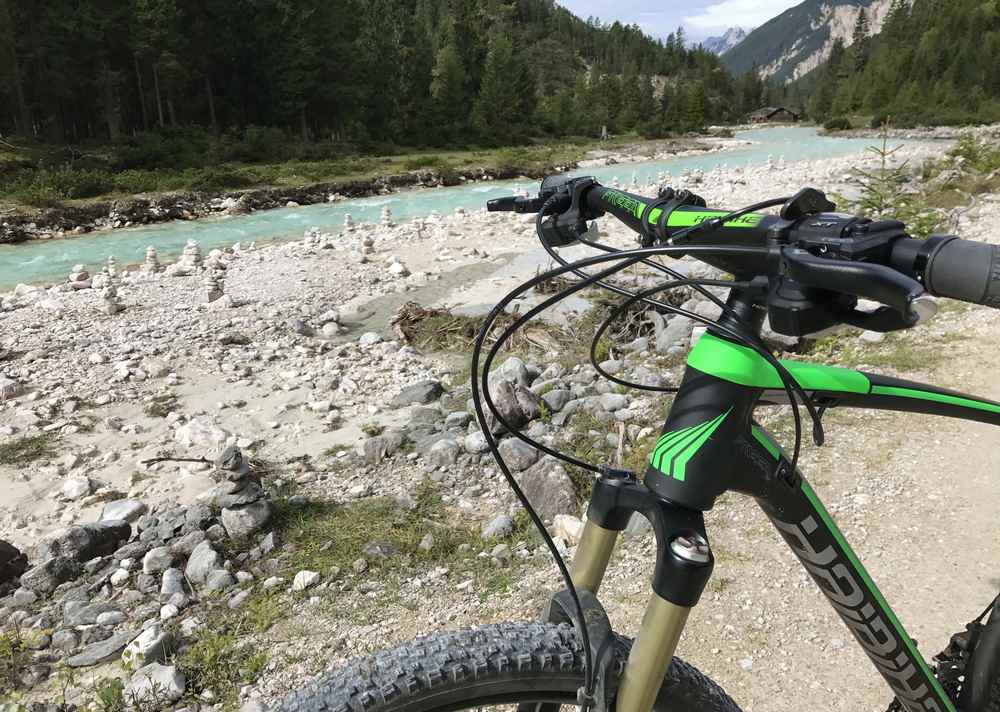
(542, 192, 825, 452)
(481, 253, 819, 479)
(476, 198, 827, 703)
(587, 277, 753, 394)
(584, 274, 823, 470)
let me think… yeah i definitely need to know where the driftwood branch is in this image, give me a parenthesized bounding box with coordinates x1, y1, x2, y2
(141, 456, 212, 466)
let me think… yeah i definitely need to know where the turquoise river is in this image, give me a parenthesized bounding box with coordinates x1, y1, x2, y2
(0, 127, 909, 290)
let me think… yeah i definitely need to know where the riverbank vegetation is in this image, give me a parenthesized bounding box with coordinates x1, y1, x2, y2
(0, 132, 713, 210)
(807, 0, 1000, 127)
(0, 0, 793, 212)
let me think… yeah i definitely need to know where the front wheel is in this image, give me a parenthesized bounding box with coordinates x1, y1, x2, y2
(276, 622, 742, 712)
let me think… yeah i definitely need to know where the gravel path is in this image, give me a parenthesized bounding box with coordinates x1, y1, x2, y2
(3, 139, 998, 711)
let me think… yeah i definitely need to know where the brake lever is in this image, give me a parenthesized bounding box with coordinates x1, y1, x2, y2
(836, 305, 918, 333)
(783, 249, 937, 327)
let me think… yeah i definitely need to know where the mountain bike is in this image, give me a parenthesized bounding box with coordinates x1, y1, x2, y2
(278, 175, 1000, 712)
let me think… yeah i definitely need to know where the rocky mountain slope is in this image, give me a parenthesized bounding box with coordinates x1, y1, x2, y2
(723, 0, 892, 82)
(701, 27, 749, 55)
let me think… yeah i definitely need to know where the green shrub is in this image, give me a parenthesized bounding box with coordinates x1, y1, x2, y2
(948, 132, 1000, 173)
(112, 169, 165, 194)
(243, 125, 290, 161)
(176, 628, 266, 704)
(404, 155, 444, 171)
(823, 116, 852, 131)
(9, 183, 64, 207)
(870, 112, 893, 129)
(493, 147, 530, 173)
(186, 167, 257, 191)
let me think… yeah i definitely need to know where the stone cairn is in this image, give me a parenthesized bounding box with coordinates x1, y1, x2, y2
(343, 213, 355, 233)
(68, 264, 91, 289)
(412, 217, 426, 240)
(106, 255, 120, 279)
(181, 240, 203, 270)
(203, 271, 224, 304)
(380, 206, 395, 229)
(211, 445, 273, 538)
(101, 284, 124, 315)
(142, 246, 161, 274)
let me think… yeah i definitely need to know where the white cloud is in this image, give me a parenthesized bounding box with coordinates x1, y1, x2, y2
(684, 0, 800, 31)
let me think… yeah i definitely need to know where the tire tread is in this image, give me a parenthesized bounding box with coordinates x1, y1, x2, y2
(277, 622, 740, 712)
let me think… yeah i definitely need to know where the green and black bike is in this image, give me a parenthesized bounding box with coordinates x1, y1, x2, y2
(279, 174, 1000, 712)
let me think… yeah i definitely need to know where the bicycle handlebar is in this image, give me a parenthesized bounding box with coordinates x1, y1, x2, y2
(487, 175, 1000, 334)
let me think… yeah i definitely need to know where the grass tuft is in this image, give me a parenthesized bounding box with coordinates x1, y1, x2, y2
(0, 433, 56, 466)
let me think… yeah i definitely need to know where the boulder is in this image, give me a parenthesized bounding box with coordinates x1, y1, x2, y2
(142, 547, 174, 575)
(423, 438, 460, 470)
(518, 458, 578, 520)
(599, 393, 628, 412)
(122, 624, 173, 671)
(20, 557, 82, 594)
(463, 431, 490, 454)
(185, 541, 222, 585)
(204, 569, 236, 591)
(481, 514, 514, 540)
(0, 539, 28, 591)
(390, 380, 444, 408)
(100, 499, 148, 523)
(65, 630, 137, 668)
(292, 570, 320, 591)
(124, 663, 185, 703)
(64, 602, 121, 626)
(221, 499, 274, 538)
(496, 356, 531, 388)
(61, 477, 92, 500)
(541, 389, 572, 413)
(497, 438, 540, 472)
(34, 520, 131, 563)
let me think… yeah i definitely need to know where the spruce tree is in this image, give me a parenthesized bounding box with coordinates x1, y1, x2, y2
(431, 40, 469, 140)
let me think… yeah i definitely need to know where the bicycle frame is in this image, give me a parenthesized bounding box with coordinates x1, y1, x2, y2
(568, 327, 1000, 712)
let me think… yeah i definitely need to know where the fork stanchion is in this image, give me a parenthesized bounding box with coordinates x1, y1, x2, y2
(616, 595, 691, 712)
(570, 520, 619, 594)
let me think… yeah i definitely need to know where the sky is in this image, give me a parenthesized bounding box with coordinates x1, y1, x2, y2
(556, 0, 803, 41)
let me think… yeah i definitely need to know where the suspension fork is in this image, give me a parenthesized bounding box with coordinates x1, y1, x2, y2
(569, 471, 714, 712)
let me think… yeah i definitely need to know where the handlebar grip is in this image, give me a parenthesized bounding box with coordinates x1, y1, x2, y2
(924, 238, 1000, 308)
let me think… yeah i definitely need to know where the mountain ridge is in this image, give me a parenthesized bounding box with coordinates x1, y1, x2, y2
(722, 0, 892, 83)
(701, 27, 750, 55)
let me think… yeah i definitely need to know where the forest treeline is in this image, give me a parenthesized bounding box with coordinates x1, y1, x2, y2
(0, 0, 785, 156)
(808, 0, 1000, 127)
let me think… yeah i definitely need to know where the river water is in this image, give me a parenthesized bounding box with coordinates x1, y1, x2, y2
(0, 127, 891, 291)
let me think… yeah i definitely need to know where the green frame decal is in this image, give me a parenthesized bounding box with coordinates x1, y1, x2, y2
(687, 333, 871, 393)
(687, 332, 1000, 427)
(870, 384, 1000, 416)
(650, 407, 732, 481)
